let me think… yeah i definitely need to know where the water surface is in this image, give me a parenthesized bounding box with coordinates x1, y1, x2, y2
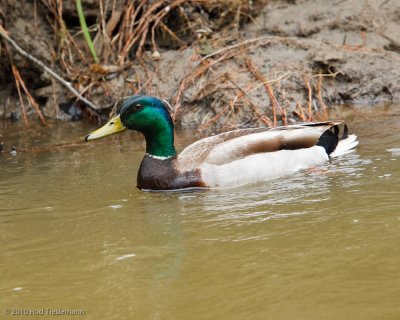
(1, 105, 399, 320)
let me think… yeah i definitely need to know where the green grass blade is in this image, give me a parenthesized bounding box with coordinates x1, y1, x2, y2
(76, 0, 98, 63)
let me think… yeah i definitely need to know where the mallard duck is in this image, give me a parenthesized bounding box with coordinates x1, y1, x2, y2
(85, 95, 358, 191)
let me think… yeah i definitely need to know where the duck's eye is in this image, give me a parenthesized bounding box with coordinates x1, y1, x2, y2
(133, 103, 143, 111)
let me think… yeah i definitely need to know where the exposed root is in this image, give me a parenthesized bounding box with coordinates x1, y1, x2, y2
(198, 101, 232, 132)
(303, 75, 313, 122)
(293, 101, 306, 122)
(317, 75, 328, 119)
(12, 64, 46, 125)
(245, 97, 273, 127)
(226, 75, 273, 127)
(173, 49, 245, 120)
(245, 57, 284, 126)
(12, 65, 30, 127)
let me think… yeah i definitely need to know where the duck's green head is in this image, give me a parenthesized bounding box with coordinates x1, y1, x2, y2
(85, 95, 177, 157)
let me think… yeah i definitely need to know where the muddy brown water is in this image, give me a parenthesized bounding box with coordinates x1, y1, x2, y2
(1, 105, 399, 320)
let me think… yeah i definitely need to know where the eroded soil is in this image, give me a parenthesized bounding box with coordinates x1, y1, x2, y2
(1, 0, 400, 130)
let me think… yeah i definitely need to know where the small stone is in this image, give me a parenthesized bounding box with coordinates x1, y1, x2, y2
(152, 51, 161, 61)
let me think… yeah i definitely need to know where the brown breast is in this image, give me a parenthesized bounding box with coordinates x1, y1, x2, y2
(137, 155, 206, 190)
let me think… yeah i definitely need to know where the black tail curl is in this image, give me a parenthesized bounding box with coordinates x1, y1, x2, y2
(341, 124, 349, 140)
(317, 124, 349, 155)
(316, 124, 348, 156)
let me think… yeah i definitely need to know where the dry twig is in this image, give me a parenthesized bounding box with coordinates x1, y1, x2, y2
(11, 65, 30, 127)
(245, 57, 284, 126)
(173, 49, 245, 120)
(12, 65, 47, 125)
(0, 26, 100, 113)
(303, 75, 313, 121)
(317, 75, 328, 118)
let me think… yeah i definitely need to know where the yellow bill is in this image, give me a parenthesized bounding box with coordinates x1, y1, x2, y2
(85, 114, 126, 141)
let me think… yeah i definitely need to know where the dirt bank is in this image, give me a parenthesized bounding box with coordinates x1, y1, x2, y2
(154, 0, 400, 130)
(1, 0, 400, 131)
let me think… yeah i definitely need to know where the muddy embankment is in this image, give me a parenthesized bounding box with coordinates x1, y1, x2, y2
(1, 0, 400, 132)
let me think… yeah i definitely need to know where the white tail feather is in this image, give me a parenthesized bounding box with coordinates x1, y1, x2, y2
(330, 134, 358, 157)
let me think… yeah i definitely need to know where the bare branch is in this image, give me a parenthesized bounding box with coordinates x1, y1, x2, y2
(0, 26, 100, 113)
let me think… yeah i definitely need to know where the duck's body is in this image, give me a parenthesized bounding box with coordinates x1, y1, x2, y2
(85, 95, 358, 191)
